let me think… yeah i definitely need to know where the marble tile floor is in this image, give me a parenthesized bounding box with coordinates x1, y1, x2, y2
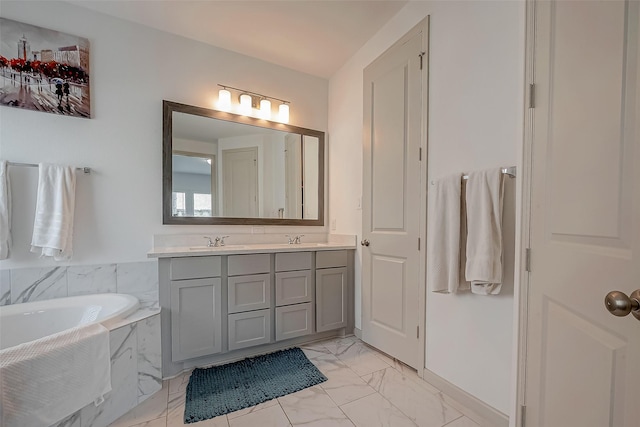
(110, 336, 481, 427)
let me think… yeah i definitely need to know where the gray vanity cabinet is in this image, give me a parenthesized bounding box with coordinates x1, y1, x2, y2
(316, 251, 348, 332)
(274, 252, 313, 341)
(158, 248, 353, 378)
(169, 256, 223, 362)
(227, 254, 273, 350)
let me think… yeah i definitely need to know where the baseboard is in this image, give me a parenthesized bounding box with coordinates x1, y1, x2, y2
(422, 369, 509, 427)
(353, 327, 362, 339)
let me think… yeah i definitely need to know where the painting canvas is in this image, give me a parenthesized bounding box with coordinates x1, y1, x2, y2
(0, 18, 90, 118)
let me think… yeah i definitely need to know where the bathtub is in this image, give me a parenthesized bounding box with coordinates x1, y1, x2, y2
(0, 293, 139, 350)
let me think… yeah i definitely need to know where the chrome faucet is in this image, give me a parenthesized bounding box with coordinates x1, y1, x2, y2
(203, 236, 215, 247)
(203, 236, 229, 247)
(286, 235, 305, 244)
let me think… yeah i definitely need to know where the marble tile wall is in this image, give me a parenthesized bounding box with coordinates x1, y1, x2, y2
(53, 313, 162, 427)
(0, 261, 159, 308)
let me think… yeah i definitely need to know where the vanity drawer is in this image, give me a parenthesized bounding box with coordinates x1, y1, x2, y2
(275, 252, 312, 272)
(171, 256, 222, 280)
(316, 250, 348, 269)
(275, 303, 313, 341)
(228, 254, 270, 276)
(228, 309, 271, 351)
(275, 270, 312, 306)
(228, 274, 272, 313)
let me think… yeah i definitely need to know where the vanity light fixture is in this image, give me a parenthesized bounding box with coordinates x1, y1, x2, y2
(239, 93, 252, 115)
(278, 103, 289, 123)
(218, 84, 290, 123)
(260, 99, 271, 119)
(217, 88, 231, 111)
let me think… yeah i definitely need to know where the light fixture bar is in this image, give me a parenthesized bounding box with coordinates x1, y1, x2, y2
(218, 84, 290, 105)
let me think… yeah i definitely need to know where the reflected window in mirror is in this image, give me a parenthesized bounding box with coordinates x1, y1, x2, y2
(171, 151, 216, 217)
(163, 101, 324, 226)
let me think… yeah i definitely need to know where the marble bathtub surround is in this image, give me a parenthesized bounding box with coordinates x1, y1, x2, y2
(0, 269, 10, 305)
(0, 260, 159, 307)
(53, 311, 162, 427)
(110, 336, 482, 427)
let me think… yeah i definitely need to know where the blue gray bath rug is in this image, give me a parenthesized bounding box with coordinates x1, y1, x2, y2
(183, 347, 327, 423)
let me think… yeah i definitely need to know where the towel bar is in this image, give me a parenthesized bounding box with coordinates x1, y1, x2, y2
(431, 166, 516, 185)
(6, 161, 91, 174)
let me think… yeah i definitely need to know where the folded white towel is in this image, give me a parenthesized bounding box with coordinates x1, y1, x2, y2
(428, 173, 469, 293)
(465, 168, 505, 295)
(0, 323, 111, 427)
(30, 163, 76, 261)
(0, 161, 11, 259)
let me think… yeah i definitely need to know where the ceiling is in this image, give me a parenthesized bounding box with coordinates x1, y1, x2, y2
(70, 0, 408, 79)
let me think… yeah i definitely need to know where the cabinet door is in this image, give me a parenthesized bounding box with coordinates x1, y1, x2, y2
(316, 267, 348, 332)
(275, 303, 313, 341)
(170, 278, 222, 362)
(228, 309, 271, 351)
(228, 274, 271, 313)
(275, 270, 312, 306)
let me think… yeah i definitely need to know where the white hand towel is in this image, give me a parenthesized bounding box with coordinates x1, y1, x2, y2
(428, 173, 469, 293)
(465, 168, 505, 295)
(30, 163, 77, 261)
(0, 161, 11, 259)
(0, 323, 111, 427)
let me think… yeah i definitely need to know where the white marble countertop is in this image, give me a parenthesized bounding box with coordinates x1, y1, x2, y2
(147, 233, 357, 258)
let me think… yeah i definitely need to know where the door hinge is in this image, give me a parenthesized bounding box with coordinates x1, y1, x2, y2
(525, 248, 531, 272)
(418, 238, 421, 250)
(419, 147, 422, 161)
(417, 325, 420, 338)
(419, 51, 426, 70)
(528, 84, 535, 108)
(520, 405, 526, 427)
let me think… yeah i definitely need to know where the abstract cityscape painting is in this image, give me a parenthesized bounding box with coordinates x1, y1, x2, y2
(0, 18, 90, 118)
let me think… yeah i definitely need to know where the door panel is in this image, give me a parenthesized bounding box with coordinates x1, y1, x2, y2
(371, 64, 408, 231)
(362, 21, 427, 370)
(525, 1, 640, 426)
(371, 255, 405, 332)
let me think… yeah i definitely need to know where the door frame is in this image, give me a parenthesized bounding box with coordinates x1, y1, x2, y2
(513, 0, 542, 425)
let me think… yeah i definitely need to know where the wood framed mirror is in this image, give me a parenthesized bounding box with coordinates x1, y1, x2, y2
(163, 100, 324, 225)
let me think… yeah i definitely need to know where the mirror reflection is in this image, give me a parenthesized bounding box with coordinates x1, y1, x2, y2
(163, 101, 324, 226)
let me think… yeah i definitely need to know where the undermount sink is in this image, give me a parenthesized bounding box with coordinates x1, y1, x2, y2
(188, 245, 247, 251)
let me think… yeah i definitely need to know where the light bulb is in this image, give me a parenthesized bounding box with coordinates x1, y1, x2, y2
(278, 103, 289, 123)
(239, 94, 252, 115)
(260, 99, 271, 119)
(218, 89, 231, 111)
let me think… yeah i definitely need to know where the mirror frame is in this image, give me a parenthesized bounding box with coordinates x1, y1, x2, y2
(163, 100, 325, 226)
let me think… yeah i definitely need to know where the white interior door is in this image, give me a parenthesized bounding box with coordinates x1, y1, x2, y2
(362, 20, 427, 370)
(222, 147, 258, 217)
(524, 1, 640, 426)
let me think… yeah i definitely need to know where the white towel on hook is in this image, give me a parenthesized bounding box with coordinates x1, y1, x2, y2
(428, 173, 470, 293)
(465, 168, 505, 295)
(0, 161, 11, 259)
(30, 163, 77, 261)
